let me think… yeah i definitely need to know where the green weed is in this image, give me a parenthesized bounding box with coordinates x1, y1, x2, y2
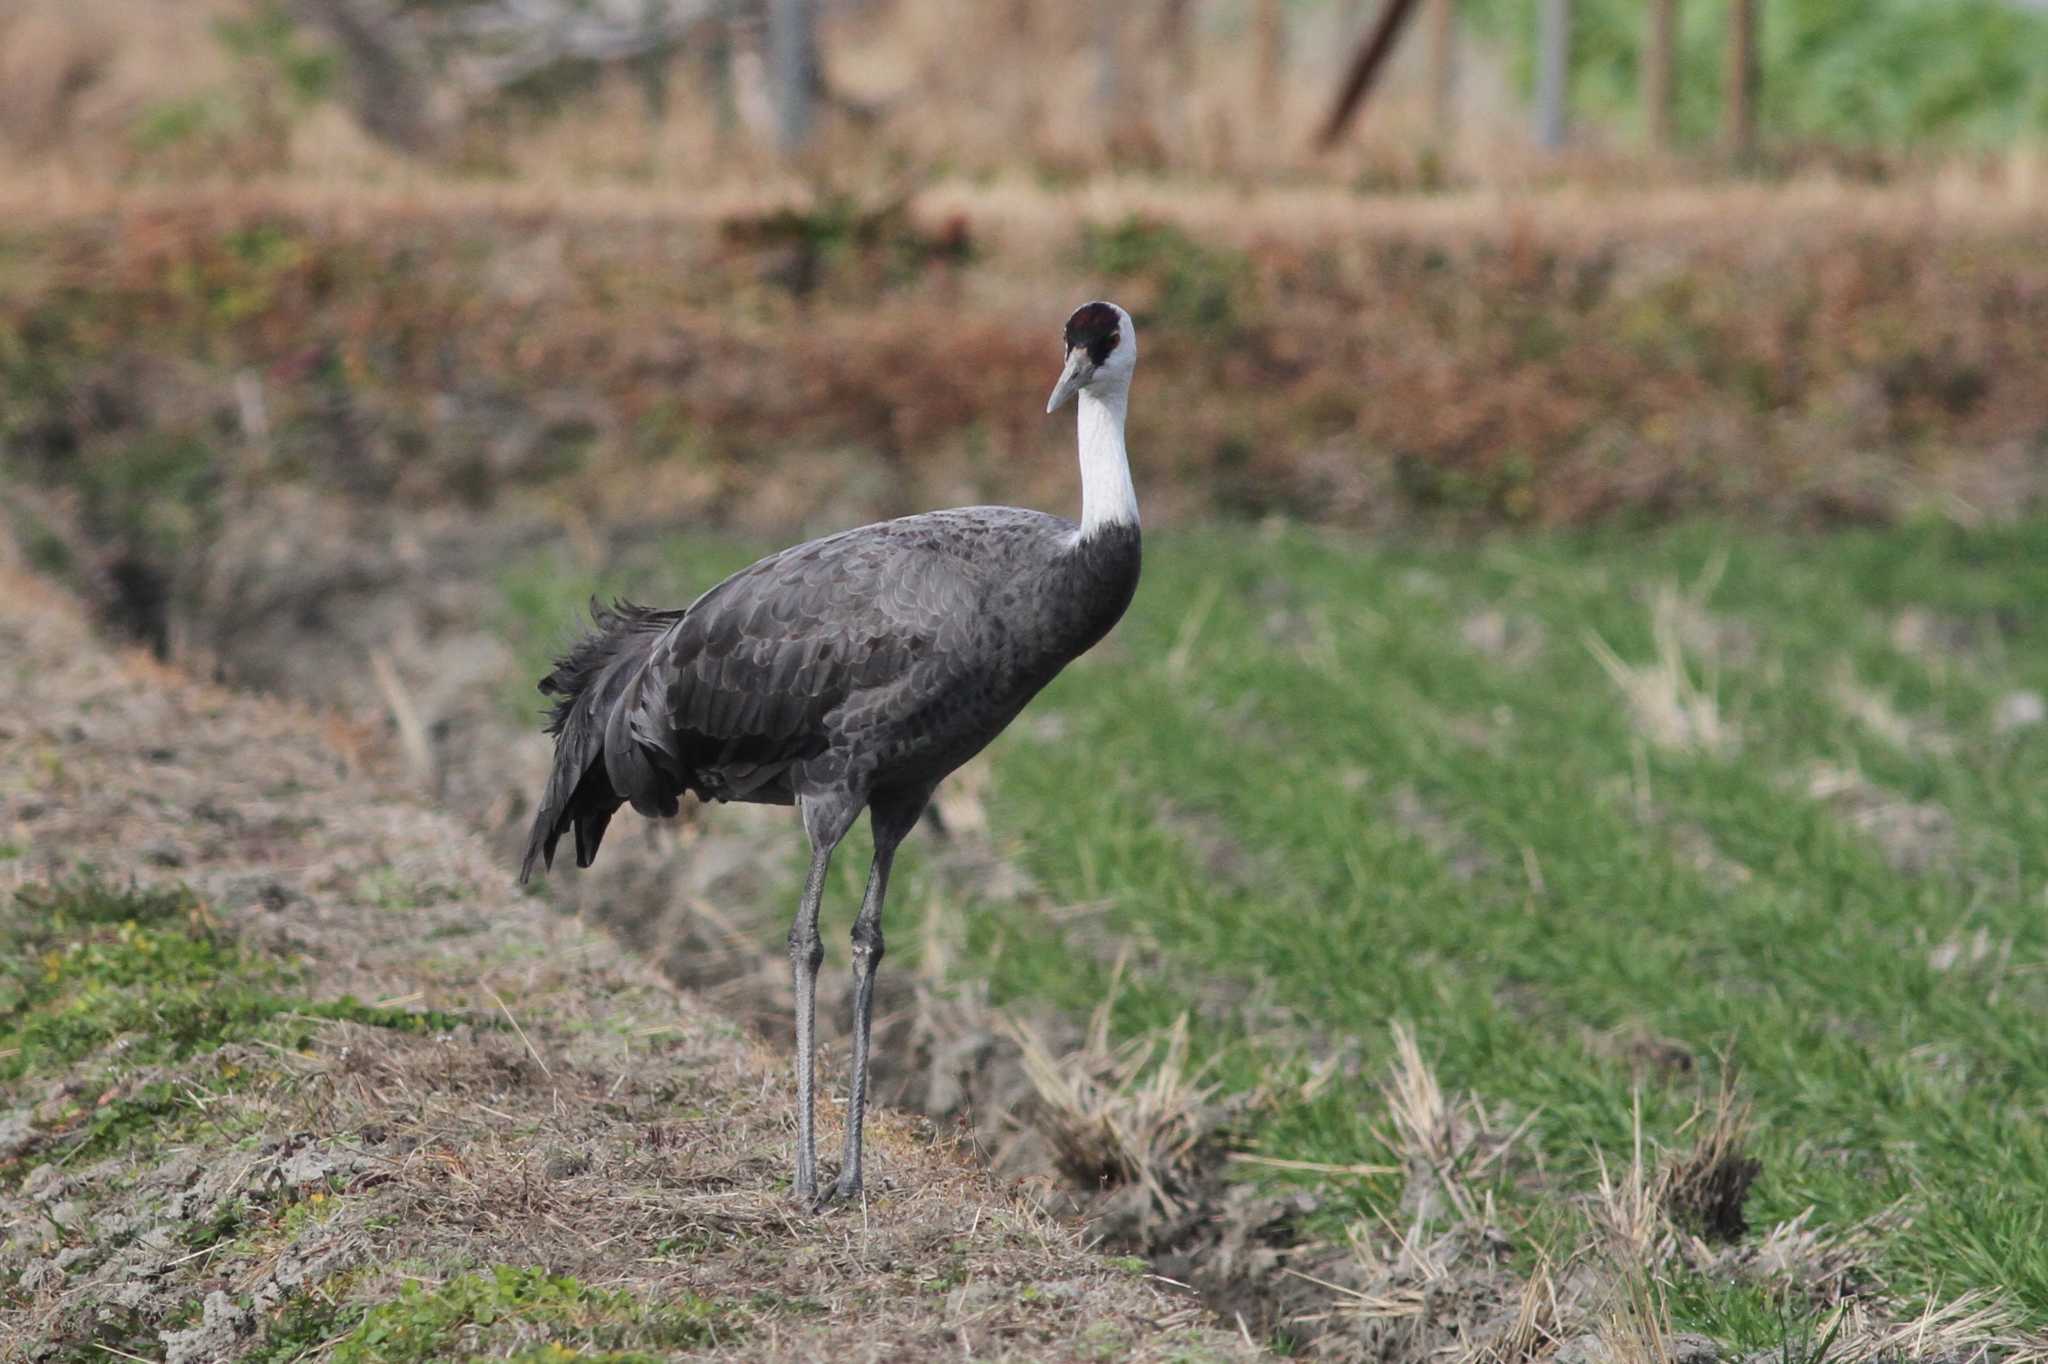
(719, 192, 974, 294)
(59, 1081, 206, 1168)
(183, 1195, 254, 1251)
(214, 3, 338, 109)
(130, 96, 241, 156)
(0, 877, 483, 1176)
(328, 1266, 732, 1362)
(249, 1296, 368, 1364)
(74, 433, 221, 564)
(1, 876, 477, 1083)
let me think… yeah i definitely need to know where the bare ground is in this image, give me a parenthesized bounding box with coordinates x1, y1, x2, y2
(0, 552, 1266, 1362)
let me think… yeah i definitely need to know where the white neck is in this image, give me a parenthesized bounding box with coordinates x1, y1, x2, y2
(1075, 385, 1138, 538)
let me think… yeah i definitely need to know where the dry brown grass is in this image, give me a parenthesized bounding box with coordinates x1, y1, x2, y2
(1002, 961, 1237, 1220)
(1585, 583, 1740, 758)
(1268, 1028, 1542, 1361)
(1588, 1094, 1671, 1269)
(1657, 1079, 1762, 1246)
(1823, 1293, 2048, 1364)
(1280, 1036, 2048, 1364)
(1587, 1080, 1767, 1266)
(1799, 760, 1955, 875)
(1828, 664, 1957, 756)
(1571, 1085, 2048, 1364)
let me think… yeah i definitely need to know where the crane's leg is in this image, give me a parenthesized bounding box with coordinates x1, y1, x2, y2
(790, 793, 858, 1205)
(825, 787, 929, 1206)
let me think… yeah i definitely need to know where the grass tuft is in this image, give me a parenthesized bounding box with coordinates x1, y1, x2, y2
(327, 1266, 733, 1363)
(1004, 961, 1239, 1218)
(1584, 582, 1738, 756)
(1658, 1076, 1762, 1245)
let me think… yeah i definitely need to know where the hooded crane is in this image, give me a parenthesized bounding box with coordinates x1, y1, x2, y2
(519, 301, 1143, 1208)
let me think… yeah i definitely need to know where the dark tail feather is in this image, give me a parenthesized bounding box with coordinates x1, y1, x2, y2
(518, 598, 685, 883)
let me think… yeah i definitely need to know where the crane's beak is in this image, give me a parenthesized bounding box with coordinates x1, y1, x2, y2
(1045, 349, 1089, 413)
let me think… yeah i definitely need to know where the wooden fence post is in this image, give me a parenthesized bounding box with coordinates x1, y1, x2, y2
(1427, 0, 1457, 147)
(1535, 0, 1571, 149)
(1095, 3, 1121, 116)
(1158, 0, 1198, 155)
(1255, 0, 1286, 128)
(1723, 0, 1758, 163)
(1645, 0, 1677, 150)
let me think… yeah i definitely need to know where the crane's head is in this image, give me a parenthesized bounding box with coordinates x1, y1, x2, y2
(1046, 300, 1137, 413)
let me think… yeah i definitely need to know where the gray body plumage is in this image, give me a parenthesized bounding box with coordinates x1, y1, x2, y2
(517, 298, 1143, 1209)
(519, 508, 1139, 882)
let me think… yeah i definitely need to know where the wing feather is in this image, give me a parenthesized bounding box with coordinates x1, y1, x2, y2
(642, 523, 985, 797)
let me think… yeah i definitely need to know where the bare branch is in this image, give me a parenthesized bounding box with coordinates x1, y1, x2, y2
(1315, 0, 1426, 149)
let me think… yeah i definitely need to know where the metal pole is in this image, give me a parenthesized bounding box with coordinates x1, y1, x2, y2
(1536, 0, 1570, 150)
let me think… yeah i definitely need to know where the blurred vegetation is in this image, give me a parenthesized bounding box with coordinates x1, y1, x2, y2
(128, 2, 339, 172)
(1078, 218, 1248, 335)
(10, 0, 2043, 194)
(1463, 0, 2048, 149)
(0, 202, 2039, 530)
(3, 196, 2045, 649)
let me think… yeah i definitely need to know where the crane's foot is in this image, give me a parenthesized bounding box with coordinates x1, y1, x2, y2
(805, 1170, 862, 1214)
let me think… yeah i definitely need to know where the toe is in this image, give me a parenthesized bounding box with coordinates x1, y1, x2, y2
(807, 1173, 861, 1213)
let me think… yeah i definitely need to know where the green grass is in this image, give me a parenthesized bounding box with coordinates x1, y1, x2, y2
(500, 518, 2048, 1332)
(1, 877, 268, 1081)
(0, 876, 474, 1083)
(0, 876, 478, 1168)
(326, 1265, 732, 1363)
